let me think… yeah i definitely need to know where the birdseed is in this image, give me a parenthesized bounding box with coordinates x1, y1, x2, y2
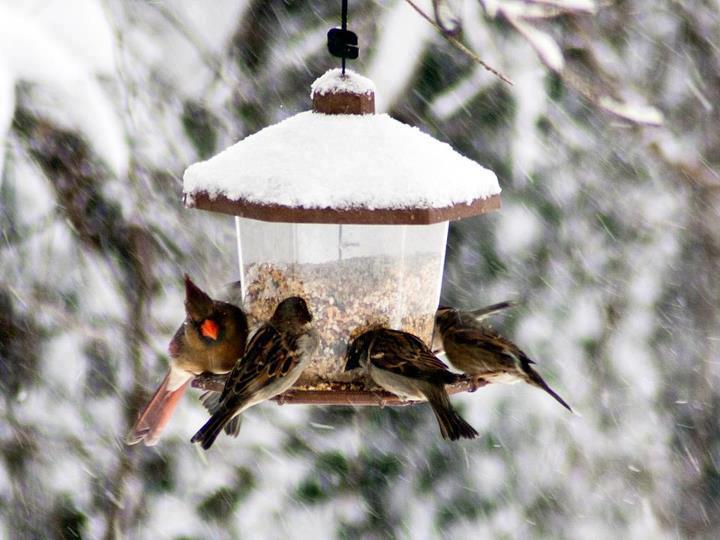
(242, 255, 440, 388)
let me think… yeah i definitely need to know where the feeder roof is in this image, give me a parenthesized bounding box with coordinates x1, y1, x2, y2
(183, 71, 501, 224)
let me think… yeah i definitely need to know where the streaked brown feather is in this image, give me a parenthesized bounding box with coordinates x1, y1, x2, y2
(220, 322, 304, 405)
(444, 326, 524, 371)
(364, 328, 460, 385)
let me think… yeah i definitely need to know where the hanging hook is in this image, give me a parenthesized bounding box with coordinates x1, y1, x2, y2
(327, 0, 358, 74)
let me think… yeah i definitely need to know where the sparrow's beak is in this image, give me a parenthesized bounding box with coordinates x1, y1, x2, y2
(344, 357, 360, 371)
(344, 344, 361, 371)
(200, 319, 219, 340)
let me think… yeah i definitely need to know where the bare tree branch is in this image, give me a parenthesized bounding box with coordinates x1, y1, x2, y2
(405, 0, 514, 85)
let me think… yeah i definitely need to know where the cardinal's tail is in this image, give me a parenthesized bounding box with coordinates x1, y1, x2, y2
(126, 371, 191, 446)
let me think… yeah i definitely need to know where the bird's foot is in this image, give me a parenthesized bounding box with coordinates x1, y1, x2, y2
(374, 393, 389, 408)
(468, 376, 486, 392)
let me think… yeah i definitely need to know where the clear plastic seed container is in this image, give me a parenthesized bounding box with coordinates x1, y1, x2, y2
(236, 217, 449, 386)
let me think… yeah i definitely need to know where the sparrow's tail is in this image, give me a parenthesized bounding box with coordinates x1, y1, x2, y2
(523, 362, 573, 412)
(191, 407, 238, 450)
(126, 371, 191, 446)
(200, 391, 243, 437)
(424, 385, 479, 441)
(468, 300, 517, 322)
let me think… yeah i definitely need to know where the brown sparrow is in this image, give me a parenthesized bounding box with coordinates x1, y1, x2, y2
(126, 275, 248, 446)
(435, 307, 572, 412)
(345, 328, 479, 441)
(191, 296, 318, 450)
(432, 301, 516, 353)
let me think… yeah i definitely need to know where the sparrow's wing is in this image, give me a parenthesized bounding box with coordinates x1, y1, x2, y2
(370, 329, 459, 384)
(218, 323, 302, 405)
(449, 326, 529, 368)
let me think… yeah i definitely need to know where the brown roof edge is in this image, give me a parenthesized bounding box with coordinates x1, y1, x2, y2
(312, 90, 375, 115)
(183, 191, 501, 225)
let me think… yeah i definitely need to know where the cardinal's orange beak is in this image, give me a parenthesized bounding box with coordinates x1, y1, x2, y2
(200, 319, 219, 340)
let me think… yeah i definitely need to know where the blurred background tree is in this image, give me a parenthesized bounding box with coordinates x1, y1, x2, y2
(1, 0, 718, 538)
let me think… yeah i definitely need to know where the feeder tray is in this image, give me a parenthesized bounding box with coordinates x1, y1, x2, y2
(182, 69, 501, 406)
(192, 372, 489, 406)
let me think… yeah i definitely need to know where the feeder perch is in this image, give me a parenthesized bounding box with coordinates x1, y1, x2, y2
(182, 69, 501, 405)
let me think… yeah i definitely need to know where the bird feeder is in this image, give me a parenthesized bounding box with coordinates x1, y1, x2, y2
(182, 69, 500, 405)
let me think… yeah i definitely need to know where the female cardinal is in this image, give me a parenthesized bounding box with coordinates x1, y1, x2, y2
(126, 275, 248, 446)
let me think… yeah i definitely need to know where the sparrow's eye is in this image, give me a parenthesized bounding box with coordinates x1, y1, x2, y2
(200, 319, 219, 340)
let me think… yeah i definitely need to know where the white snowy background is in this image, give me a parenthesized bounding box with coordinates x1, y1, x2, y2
(1, 0, 718, 538)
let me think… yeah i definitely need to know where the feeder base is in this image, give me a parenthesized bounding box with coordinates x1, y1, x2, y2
(192, 373, 488, 406)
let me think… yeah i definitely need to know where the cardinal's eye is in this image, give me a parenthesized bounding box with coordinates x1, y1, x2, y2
(200, 319, 219, 340)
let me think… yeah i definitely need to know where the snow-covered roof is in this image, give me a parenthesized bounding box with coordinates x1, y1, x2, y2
(183, 70, 501, 224)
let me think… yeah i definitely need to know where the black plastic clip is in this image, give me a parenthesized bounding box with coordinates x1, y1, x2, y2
(327, 28, 359, 60)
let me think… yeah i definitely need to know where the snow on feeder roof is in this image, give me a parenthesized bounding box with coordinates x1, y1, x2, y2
(311, 66, 376, 97)
(183, 69, 501, 225)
